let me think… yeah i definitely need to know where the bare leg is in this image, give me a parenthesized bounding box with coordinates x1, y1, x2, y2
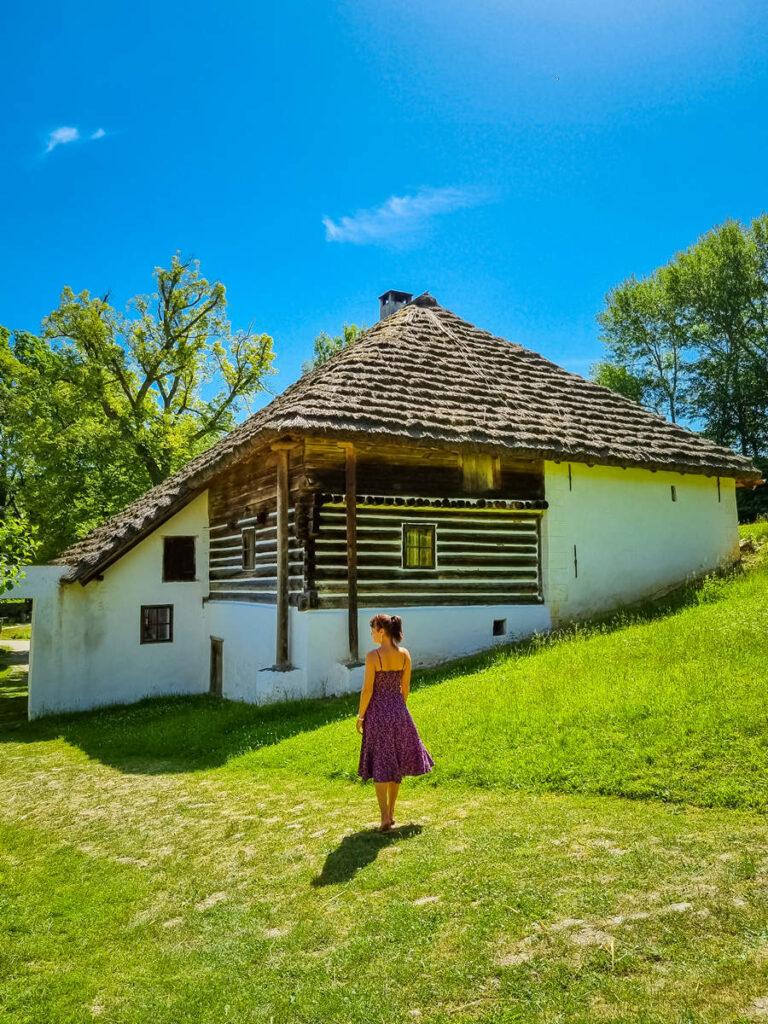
(374, 783, 391, 830)
(387, 781, 400, 825)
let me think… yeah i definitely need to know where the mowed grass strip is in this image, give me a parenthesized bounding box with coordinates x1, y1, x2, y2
(3, 753, 768, 1024)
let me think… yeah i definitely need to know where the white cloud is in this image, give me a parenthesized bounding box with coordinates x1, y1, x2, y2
(323, 186, 492, 245)
(45, 126, 79, 153)
(44, 125, 108, 155)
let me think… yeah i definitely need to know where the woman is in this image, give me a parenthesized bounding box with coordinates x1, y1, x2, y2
(357, 613, 435, 831)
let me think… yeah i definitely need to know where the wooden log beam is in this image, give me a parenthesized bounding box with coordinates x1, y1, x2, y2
(339, 442, 359, 662)
(270, 441, 294, 667)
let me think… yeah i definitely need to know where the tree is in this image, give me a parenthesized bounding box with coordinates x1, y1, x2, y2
(595, 267, 692, 423)
(0, 508, 39, 595)
(43, 253, 277, 485)
(1, 254, 277, 560)
(589, 361, 649, 406)
(594, 213, 768, 520)
(668, 218, 768, 458)
(302, 323, 365, 374)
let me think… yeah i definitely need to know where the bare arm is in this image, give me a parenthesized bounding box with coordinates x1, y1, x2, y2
(357, 655, 375, 731)
(401, 650, 412, 701)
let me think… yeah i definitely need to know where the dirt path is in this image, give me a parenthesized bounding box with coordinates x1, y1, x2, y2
(0, 639, 30, 655)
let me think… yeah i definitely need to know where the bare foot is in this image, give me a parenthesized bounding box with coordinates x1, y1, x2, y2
(377, 820, 392, 832)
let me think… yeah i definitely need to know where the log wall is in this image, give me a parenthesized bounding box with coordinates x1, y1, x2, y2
(302, 438, 545, 499)
(206, 436, 546, 608)
(312, 500, 543, 608)
(206, 440, 311, 606)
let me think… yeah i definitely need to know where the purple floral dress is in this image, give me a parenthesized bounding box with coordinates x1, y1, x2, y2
(358, 649, 435, 783)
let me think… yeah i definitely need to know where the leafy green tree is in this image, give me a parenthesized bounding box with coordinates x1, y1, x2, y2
(589, 361, 648, 406)
(595, 267, 692, 423)
(1, 254, 277, 560)
(594, 213, 768, 520)
(43, 253, 276, 484)
(0, 508, 39, 595)
(668, 218, 768, 458)
(302, 323, 365, 374)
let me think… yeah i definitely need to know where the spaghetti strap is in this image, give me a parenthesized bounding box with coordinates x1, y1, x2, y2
(402, 653, 406, 671)
(377, 650, 382, 670)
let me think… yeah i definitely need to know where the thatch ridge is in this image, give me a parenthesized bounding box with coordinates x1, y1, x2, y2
(51, 298, 763, 582)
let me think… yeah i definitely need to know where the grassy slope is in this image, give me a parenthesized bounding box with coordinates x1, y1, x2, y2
(2, 528, 768, 1023)
(234, 543, 768, 811)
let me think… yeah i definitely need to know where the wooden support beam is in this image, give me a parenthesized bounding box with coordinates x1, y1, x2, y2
(339, 442, 359, 662)
(270, 441, 293, 667)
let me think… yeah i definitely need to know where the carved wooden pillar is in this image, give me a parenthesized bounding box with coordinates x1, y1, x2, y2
(339, 442, 358, 662)
(270, 440, 293, 668)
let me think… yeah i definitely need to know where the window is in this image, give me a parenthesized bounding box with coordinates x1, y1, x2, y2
(242, 527, 256, 569)
(140, 605, 173, 644)
(493, 618, 506, 636)
(163, 536, 196, 581)
(402, 523, 435, 568)
(671, 485, 677, 502)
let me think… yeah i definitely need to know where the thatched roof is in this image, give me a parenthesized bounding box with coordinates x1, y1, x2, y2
(53, 293, 763, 582)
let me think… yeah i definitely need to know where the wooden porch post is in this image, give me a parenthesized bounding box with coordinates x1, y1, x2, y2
(270, 441, 293, 668)
(339, 442, 358, 662)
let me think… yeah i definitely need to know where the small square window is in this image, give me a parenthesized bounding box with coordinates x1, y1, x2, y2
(242, 527, 256, 569)
(493, 618, 506, 636)
(163, 536, 195, 581)
(402, 523, 435, 568)
(140, 605, 173, 644)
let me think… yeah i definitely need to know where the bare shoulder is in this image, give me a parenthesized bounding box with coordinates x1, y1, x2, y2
(399, 647, 412, 664)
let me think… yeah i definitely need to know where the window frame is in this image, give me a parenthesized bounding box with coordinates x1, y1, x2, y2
(401, 521, 437, 570)
(140, 604, 174, 644)
(162, 535, 196, 583)
(241, 526, 256, 570)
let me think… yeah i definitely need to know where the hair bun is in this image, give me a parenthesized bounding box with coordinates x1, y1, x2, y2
(369, 612, 404, 644)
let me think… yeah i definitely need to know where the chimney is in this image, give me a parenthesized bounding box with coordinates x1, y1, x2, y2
(378, 289, 412, 320)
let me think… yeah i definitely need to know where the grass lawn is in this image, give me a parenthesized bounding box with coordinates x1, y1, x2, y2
(2, 532, 768, 1023)
(0, 623, 31, 640)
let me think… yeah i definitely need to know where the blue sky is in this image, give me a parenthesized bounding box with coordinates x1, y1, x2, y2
(3, 0, 768, 419)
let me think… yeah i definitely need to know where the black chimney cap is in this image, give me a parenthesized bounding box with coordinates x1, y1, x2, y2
(378, 289, 413, 321)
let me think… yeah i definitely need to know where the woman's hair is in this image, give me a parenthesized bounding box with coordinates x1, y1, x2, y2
(370, 613, 403, 644)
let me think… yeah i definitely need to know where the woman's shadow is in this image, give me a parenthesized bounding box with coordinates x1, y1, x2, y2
(311, 824, 422, 887)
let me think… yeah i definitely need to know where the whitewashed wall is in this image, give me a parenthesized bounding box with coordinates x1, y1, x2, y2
(10, 492, 210, 719)
(291, 602, 552, 698)
(8, 462, 743, 720)
(541, 461, 739, 624)
(203, 601, 279, 703)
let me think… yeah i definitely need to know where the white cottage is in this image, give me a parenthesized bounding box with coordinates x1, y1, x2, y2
(9, 291, 763, 720)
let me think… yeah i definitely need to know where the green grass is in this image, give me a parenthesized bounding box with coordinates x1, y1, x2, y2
(739, 512, 768, 543)
(3, 531, 768, 1022)
(236, 551, 768, 811)
(0, 623, 31, 640)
